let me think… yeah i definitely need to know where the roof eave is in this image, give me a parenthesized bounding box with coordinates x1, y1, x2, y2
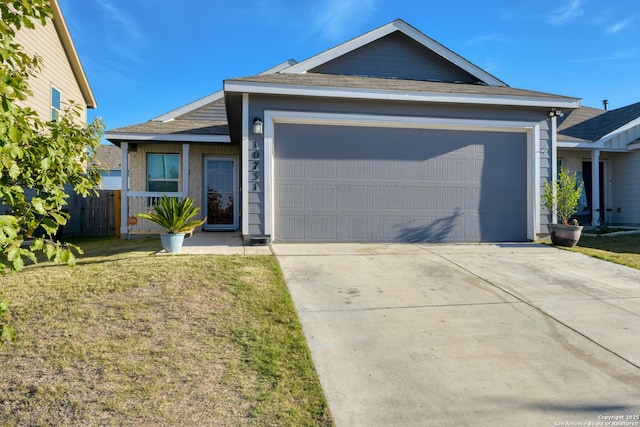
(104, 132, 231, 144)
(224, 80, 581, 109)
(50, 0, 96, 109)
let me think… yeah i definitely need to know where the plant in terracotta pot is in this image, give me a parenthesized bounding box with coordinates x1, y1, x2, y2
(542, 168, 583, 247)
(138, 196, 206, 253)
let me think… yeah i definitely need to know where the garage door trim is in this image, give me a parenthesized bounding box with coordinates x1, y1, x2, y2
(259, 110, 542, 241)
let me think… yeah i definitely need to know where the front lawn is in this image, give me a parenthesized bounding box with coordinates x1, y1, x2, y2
(570, 232, 640, 270)
(0, 238, 333, 426)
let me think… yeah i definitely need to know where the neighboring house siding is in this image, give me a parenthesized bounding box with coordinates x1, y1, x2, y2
(609, 151, 640, 225)
(309, 32, 478, 83)
(14, 16, 87, 123)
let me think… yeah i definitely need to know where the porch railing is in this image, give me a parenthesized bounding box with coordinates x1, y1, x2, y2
(126, 192, 184, 235)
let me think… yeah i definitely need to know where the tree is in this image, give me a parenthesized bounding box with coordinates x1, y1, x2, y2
(1, 0, 104, 344)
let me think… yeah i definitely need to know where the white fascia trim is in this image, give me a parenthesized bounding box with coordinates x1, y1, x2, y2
(241, 94, 250, 235)
(224, 81, 579, 109)
(153, 91, 224, 122)
(263, 110, 541, 241)
(628, 142, 640, 151)
(282, 20, 506, 87)
(104, 132, 231, 143)
(557, 140, 628, 152)
(593, 117, 640, 146)
(151, 62, 298, 123)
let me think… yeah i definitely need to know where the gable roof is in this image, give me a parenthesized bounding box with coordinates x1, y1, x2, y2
(282, 19, 507, 87)
(224, 72, 580, 109)
(50, 0, 96, 109)
(558, 102, 640, 146)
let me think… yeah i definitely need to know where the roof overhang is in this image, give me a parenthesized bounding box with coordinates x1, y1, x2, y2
(104, 132, 231, 144)
(50, 0, 96, 109)
(224, 80, 581, 109)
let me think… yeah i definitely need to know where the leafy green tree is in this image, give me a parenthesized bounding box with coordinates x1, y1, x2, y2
(1, 0, 104, 344)
(543, 169, 582, 225)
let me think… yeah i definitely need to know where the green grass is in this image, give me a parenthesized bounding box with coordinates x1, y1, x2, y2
(0, 238, 333, 426)
(569, 232, 640, 270)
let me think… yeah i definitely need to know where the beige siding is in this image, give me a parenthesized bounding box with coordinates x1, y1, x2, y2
(14, 16, 87, 123)
(129, 143, 240, 211)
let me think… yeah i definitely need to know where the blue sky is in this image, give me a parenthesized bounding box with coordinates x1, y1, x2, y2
(57, 0, 640, 138)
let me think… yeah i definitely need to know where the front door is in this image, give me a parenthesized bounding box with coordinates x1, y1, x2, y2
(203, 157, 238, 231)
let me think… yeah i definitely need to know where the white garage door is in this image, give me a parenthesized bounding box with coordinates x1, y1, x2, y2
(274, 124, 527, 242)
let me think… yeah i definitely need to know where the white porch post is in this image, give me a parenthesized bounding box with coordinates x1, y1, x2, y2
(591, 149, 601, 226)
(120, 142, 129, 238)
(550, 115, 558, 224)
(182, 143, 190, 198)
(241, 93, 249, 236)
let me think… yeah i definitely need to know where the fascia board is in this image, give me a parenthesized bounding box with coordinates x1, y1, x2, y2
(151, 61, 299, 123)
(50, 0, 97, 108)
(224, 80, 581, 109)
(593, 117, 640, 146)
(153, 90, 225, 122)
(104, 132, 231, 143)
(282, 19, 506, 87)
(557, 140, 628, 152)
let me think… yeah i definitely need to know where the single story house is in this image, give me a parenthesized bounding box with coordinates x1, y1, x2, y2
(105, 19, 585, 243)
(557, 101, 640, 227)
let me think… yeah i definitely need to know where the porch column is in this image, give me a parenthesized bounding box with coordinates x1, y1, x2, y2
(182, 143, 190, 198)
(591, 149, 600, 226)
(120, 142, 129, 238)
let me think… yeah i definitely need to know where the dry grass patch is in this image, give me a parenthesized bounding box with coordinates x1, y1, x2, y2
(0, 238, 332, 426)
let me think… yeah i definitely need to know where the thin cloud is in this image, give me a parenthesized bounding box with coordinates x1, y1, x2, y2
(548, 0, 584, 26)
(311, 0, 379, 40)
(606, 18, 631, 35)
(466, 34, 510, 45)
(96, 0, 145, 62)
(572, 48, 639, 63)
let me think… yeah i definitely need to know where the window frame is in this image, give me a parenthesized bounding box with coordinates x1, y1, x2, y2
(146, 153, 180, 193)
(51, 86, 61, 122)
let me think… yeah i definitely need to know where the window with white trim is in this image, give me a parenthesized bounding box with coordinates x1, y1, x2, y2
(51, 86, 61, 121)
(147, 153, 179, 192)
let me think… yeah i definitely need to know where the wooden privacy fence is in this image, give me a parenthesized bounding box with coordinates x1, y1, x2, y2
(67, 190, 121, 237)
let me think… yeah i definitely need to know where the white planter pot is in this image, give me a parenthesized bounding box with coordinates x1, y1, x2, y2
(160, 233, 186, 253)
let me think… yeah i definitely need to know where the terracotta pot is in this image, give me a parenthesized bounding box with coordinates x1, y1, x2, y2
(549, 224, 583, 248)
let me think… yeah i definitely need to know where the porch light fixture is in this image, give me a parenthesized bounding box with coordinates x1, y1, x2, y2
(253, 118, 263, 135)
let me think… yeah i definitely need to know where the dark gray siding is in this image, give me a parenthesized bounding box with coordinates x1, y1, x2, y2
(274, 124, 527, 242)
(310, 32, 480, 83)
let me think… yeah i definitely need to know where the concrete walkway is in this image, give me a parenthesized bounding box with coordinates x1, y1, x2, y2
(163, 232, 272, 255)
(272, 242, 640, 427)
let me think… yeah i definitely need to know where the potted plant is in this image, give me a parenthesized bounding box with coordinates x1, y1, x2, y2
(138, 196, 206, 253)
(542, 168, 583, 247)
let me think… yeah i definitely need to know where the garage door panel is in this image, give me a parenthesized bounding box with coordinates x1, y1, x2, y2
(274, 124, 526, 242)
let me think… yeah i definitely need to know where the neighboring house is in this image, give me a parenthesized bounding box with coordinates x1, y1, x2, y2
(106, 19, 581, 243)
(557, 101, 640, 226)
(91, 145, 124, 190)
(13, 0, 96, 122)
(6, 0, 97, 237)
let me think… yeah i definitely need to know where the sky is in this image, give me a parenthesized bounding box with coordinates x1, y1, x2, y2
(56, 0, 640, 141)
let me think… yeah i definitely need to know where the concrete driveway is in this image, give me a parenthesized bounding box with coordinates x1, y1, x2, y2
(272, 242, 640, 427)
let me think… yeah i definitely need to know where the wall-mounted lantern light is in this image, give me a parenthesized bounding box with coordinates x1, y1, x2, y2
(253, 118, 263, 135)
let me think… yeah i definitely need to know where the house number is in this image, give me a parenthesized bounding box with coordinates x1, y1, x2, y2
(250, 140, 260, 192)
